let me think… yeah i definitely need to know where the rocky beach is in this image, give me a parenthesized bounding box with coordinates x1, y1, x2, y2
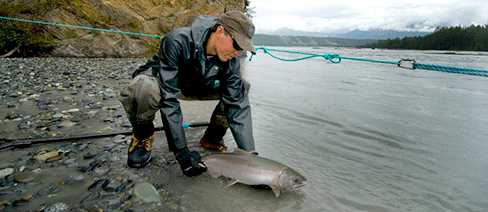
(0, 57, 219, 211)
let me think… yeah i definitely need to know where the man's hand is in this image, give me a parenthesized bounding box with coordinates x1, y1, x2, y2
(175, 147, 207, 177)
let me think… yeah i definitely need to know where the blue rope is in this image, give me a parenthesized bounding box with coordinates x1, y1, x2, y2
(252, 46, 487, 77)
(0, 16, 164, 38)
(2, 16, 487, 77)
(252, 46, 342, 63)
(251, 46, 399, 65)
(413, 63, 488, 77)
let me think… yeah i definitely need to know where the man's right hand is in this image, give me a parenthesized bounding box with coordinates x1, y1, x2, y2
(175, 147, 207, 177)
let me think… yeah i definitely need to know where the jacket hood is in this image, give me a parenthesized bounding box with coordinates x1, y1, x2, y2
(190, 15, 218, 60)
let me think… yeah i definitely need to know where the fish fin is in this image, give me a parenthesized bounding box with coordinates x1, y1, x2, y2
(226, 179, 239, 187)
(231, 148, 250, 154)
(207, 169, 221, 178)
(270, 186, 281, 198)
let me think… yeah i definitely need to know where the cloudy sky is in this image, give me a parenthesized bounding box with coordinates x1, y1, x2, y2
(249, 0, 488, 33)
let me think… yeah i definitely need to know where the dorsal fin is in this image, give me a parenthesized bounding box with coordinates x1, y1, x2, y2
(231, 148, 249, 154)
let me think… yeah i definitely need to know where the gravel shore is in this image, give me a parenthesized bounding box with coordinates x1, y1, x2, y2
(0, 57, 218, 211)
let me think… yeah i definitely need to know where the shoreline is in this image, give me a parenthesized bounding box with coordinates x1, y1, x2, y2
(0, 57, 219, 211)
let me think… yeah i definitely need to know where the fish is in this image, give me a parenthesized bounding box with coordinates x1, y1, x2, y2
(201, 149, 306, 197)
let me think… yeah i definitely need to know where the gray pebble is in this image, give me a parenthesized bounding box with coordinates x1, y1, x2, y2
(83, 147, 101, 159)
(44, 202, 69, 212)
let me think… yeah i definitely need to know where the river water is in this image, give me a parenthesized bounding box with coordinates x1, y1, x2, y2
(1, 48, 487, 211)
(193, 47, 487, 211)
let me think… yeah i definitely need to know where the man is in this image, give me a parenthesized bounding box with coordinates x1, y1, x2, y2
(120, 10, 257, 177)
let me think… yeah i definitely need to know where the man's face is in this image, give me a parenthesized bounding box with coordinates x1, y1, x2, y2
(216, 27, 242, 62)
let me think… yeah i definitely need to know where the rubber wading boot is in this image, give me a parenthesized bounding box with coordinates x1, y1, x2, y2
(128, 134, 154, 168)
(200, 136, 227, 152)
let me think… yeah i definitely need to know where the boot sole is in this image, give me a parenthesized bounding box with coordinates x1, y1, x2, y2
(128, 155, 152, 168)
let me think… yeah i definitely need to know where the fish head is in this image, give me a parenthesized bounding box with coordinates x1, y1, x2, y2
(277, 167, 307, 191)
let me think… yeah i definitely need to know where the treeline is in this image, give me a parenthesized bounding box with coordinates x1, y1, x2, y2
(363, 25, 488, 51)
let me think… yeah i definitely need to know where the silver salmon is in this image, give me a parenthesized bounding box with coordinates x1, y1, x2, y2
(201, 149, 306, 197)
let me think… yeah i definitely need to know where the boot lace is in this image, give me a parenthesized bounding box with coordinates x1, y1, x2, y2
(129, 134, 154, 153)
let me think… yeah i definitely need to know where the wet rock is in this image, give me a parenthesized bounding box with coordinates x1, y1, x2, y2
(37, 184, 61, 196)
(0, 168, 14, 179)
(83, 147, 101, 159)
(88, 179, 110, 192)
(77, 143, 89, 152)
(64, 158, 78, 168)
(34, 151, 59, 162)
(13, 172, 36, 183)
(36, 205, 48, 211)
(112, 134, 126, 143)
(103, 143, 117, 151)
(93, 168, 109, 175)
(60, 120, 76, 128)
(132, 182, 162, 203)
(83, 204, 103, 212)
(103, 91, 116, 100)
(77, 160, 102, 173)
(44, 202, 69, 212)
(77, 99, 93, 108)
(37, 100, 48, 110)
(86, 110, 98, 116)
(21, 193, 34, 201)
(52, 113, 64, 119)
(67, 108, 79, 113)
(12, 199, 29, 207)
(109, 155, 120, 162)
(94, 151, 111, 162)
(70, 174, 86, 181)
(63, 96, 72, 102)
(89, 104, 104, 110)
(115, 180, 133, 193)
(113, 110, 125, 118)
(46, 156, 63, 163)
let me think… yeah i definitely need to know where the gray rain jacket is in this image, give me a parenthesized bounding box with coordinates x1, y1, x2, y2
(132, 15, 254, 152)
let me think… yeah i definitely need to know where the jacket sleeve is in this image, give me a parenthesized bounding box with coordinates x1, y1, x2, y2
(221, 59, 255, 151)
(156, 33, 188, 152)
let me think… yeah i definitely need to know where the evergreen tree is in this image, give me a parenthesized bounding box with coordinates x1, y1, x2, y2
(363, 24, 488, 51)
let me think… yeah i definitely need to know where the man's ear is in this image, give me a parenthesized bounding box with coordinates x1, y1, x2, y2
(216, 26, 226, 38)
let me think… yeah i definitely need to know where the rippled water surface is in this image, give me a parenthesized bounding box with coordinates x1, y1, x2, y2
(229, 47, 487, 211)
(1, 48, 487, 211)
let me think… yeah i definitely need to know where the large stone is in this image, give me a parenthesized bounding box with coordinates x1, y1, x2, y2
(14, 172, 36, 183)
(0, 168, 14, 179)
(133, 182, 162, 203)
(34, 151, 59, 162)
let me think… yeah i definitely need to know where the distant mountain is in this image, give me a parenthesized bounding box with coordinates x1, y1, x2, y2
(270, 28, 345, 38)
(261, 28, 432, 40)
(252, 34, 377, 47)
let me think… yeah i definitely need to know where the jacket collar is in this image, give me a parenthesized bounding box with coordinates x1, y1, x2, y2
(190, 15, 218, 62)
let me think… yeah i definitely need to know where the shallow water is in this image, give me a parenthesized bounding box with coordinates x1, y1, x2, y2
(133, 48, 488, 211)
(1, 48, 487, 211)
(239, 47, 488, 211)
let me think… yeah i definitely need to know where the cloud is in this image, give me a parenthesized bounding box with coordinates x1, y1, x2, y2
(250, 0, 488, 33)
